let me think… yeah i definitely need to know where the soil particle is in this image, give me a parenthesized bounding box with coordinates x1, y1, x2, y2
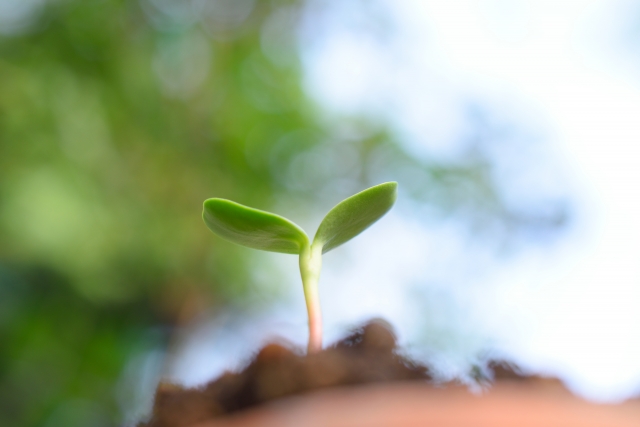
(140, 319, 432, 427)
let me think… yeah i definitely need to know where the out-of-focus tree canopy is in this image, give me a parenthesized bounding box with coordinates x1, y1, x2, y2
(0, 1, 567, 426)
(0, 1, 323, 425)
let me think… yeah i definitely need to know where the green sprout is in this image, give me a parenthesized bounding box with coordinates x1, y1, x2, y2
(202, 182, 398, 353)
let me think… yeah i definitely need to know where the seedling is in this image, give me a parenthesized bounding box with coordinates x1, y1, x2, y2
(202, 182, 398, 353)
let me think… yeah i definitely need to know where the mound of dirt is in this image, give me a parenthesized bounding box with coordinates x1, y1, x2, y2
(141, 319, 432, 427)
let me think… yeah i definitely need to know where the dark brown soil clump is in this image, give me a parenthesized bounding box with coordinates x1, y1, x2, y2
(141, 319, 432, 427)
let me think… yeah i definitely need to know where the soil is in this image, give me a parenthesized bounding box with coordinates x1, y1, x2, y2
(140, 319, 434, 427)
(139, 319, 640, 427)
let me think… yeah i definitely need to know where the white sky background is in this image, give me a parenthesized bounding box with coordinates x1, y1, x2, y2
(299, 0, 640, 400)
(167, 0, 640, 404)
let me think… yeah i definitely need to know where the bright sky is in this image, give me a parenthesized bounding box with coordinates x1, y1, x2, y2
(301, 0, 640, 400)
(167, 0, 640, 404)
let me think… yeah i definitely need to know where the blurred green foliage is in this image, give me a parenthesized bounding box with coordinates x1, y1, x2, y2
(0, 0, 326, 425)
(0, 0, 566, 426)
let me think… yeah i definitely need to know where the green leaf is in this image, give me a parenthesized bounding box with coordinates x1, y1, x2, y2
(203, 199, 309, 254)
(313, 182, 398, 254)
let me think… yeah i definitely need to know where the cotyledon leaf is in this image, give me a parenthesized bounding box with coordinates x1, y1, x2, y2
(313, 182, 398, 254)
(203, 198, 309, 254)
